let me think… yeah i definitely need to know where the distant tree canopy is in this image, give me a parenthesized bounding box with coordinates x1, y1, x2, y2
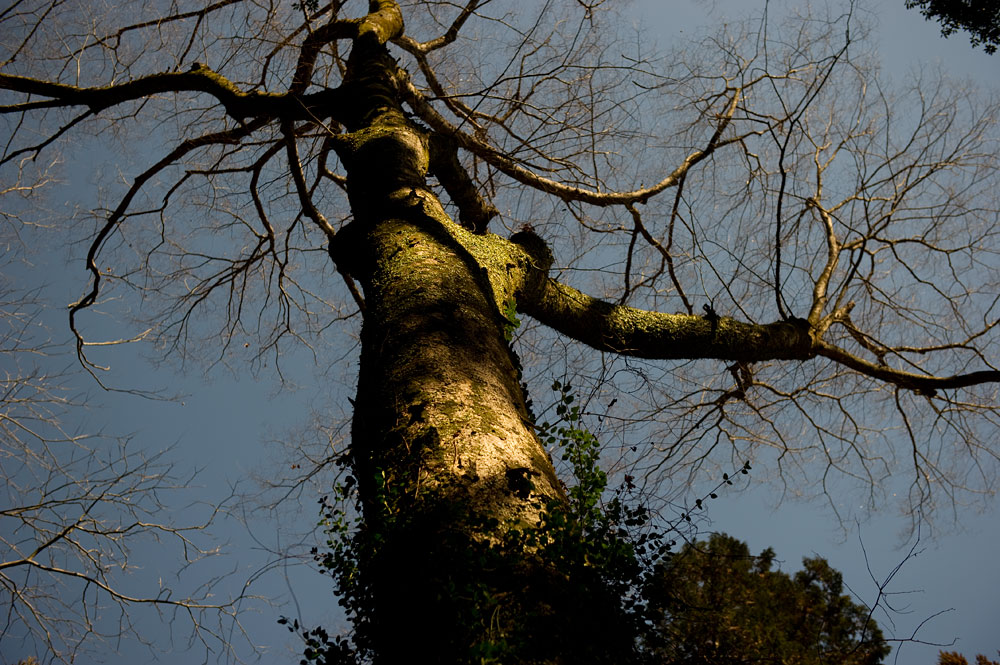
(905, 0, 1000, 53)
(938, 652, 1000, 665)
(643, 533, 889, 665)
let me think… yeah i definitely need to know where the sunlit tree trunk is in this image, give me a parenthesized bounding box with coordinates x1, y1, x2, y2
(332, 38, 607, 663)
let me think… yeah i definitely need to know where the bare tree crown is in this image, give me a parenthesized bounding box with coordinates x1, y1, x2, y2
(2, 0, 999, 659)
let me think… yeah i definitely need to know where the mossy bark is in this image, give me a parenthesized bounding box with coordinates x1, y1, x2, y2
(346, 213, 564, 529)
(521, 278, 815, 361)
(345, 214, 574, 661)
(331, 39, 587, 663)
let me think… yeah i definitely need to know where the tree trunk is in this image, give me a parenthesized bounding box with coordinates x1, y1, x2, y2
(330, 39, 637, 665)
(346, 212, 570, 662)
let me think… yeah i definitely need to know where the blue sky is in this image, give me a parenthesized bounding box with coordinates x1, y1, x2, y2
(1, 1, 998, 663)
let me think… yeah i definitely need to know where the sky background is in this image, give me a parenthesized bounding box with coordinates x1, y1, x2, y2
(1, 1, 998, 664)
(634, 2, 1000, 664)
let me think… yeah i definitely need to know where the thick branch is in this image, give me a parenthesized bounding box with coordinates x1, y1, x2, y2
(290, 19, 363, 92)
(521, 276, 1000, 392)
(518, 270, 1000, 395)
(0, 68, 358, 124)
(357, 0, 405, 45)
(814, 340, 1000, 394)
(428, 132, 497, 233)
(0, 68, 282, 119)
(393, 0, 480, 54)
(290, 0, 403, 91)
(519, 276, 814, 361)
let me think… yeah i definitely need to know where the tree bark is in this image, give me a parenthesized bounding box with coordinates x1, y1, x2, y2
(331, 38, 621, 664)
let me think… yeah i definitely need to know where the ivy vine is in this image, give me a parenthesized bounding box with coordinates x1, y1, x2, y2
(283, 381, 752, 664)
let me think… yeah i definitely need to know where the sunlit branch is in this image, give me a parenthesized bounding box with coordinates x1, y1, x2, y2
(806, 198, 841, 329)
(814, 340, 1000, 394)
(521, 275, 814, 362)
(281, 119, 365, 312)
(0, 68, 285, 121)
(769, 27, 854, 321)
(394, 0, 482, 54)
(404, 76, 749, 207)
(518, 253, 999, 392)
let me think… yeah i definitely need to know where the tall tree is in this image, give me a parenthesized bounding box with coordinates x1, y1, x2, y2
(938, 652, 1000, 665)
(904, 0, 1000, 53)
(644, 533, 889, 664)
(2, 0, 998, 662)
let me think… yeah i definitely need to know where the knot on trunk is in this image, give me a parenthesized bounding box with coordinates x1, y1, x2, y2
(510, 228, 553, 308)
